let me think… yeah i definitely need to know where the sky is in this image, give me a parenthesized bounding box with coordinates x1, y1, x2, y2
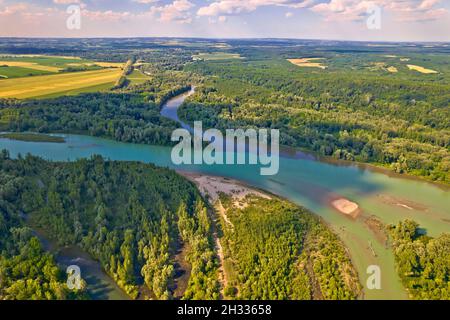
(0, 0, 449, 41)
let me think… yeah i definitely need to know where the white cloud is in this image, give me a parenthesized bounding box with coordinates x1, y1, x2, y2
(197, 0, 448, 23)
(197, 0, 314, 17)
(82, 9, 133, 21)
(285, 11, 293, 17)
(150, 0, 195, 23)
(311, 0, 448, 23)
(52, 0, 83, 4)
(132, 0, 160, 4)
(0, 3, 28, 16)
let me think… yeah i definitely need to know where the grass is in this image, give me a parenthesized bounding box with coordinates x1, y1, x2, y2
(0, 60, 62, 72)
(0, 55, 123, 79)
(193, 52, 243, 61)
(0, 66, 52, 78)
(0, 133, 65, 143)
(126, 69, 150, 85)
(35, 81, 116, 99)
(0, 68, 122, 99)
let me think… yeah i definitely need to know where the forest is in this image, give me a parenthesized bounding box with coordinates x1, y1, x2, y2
(388, 220, 450, 300)
(0, 150, 87, 300)
(218, 194, 362, 300)
(0, 151, 219, 299)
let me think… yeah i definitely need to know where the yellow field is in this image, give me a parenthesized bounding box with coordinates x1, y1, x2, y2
(387, 66, 398, 73)
(0, 68, 122, 99)
(407, 64, 437, 74)
(66, 62, 124, 68)
(0, 61, 62, 72)
(288, 58, 327, 69)
(93, 62, 124, 68)
(0, 54, 82, 60)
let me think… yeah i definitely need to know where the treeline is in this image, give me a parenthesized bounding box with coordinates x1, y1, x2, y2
(182, 58, 450, 183)
(218, 195, 362, 300)
(124, 67, 198, 107)
(0, 152, 219, 299)
(113, 59, 135, 89)
(388, 220, 450, 300)
(0, 93, 179, 146)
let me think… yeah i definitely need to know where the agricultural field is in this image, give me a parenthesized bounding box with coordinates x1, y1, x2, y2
(126, 69, 151, 85)
(192, 52, 243, 61)
(0, 55, 123, 79)
(0, 65, 52, 78)
(407, 64, 438, 74)
(287, 58, 328, 69)
(0, 68, 123, 99)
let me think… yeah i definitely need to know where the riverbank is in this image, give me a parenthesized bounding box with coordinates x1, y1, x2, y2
(0, 132, 65, 143)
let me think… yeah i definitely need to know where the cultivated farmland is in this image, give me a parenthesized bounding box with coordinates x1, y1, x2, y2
(0, 68, 122, 99)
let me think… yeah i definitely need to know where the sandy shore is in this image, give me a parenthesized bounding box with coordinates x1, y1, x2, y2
(179, 171, 271, 208)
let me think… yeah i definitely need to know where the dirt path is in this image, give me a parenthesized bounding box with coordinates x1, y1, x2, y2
(179, 172, 272, 298)
(215, 232, 228, 295)
(215, 201, 234, 229)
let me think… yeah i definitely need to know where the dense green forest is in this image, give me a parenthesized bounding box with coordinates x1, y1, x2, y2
(0, 151, 88, 300)
(0, 151, 219, 299)
(0, 150, 366, 300)
(388, 220, 450, 300)
(218, 194, 362, 300)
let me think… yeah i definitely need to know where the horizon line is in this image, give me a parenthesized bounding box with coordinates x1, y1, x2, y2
(0, 36, 449, 44)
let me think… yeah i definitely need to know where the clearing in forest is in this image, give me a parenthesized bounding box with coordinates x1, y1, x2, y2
(192, 52, 243, 61)
(407, 64, 438, 74)
(387, 66, 398, 73)
(288, 58, 327, 69)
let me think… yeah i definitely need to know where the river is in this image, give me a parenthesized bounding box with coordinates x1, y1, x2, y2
(0, 89, 449, 300)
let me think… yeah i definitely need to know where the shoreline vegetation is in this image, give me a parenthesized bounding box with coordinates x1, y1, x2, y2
(0, 132, 65, 143)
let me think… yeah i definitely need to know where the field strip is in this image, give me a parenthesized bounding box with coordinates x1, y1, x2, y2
(0, 69, 122, 98)
(407, 64, 438, 74)
(0, 61, 62, 72)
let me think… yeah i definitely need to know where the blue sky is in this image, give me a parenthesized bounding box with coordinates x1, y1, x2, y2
(1, 0, 449, 41)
